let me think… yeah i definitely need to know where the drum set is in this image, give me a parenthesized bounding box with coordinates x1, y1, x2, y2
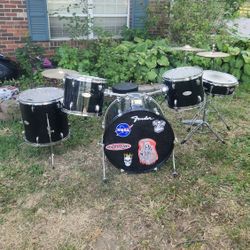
(18, 45, 239, 180)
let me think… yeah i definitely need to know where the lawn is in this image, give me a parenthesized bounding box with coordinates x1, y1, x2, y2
(0, 83, 249, 249)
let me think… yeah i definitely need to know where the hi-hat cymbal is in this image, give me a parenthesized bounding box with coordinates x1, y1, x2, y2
(42, 68, 79, 80)
(196, 51, 230, 58)
(171, 45, 206, 52)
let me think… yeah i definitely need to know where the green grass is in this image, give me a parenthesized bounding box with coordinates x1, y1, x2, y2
(0, 84, 249, 249)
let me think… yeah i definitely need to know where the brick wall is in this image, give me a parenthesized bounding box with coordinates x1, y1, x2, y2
(0, 0, 29, 57)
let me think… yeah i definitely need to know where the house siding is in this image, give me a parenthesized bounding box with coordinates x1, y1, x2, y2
(0, 0, 152, 57)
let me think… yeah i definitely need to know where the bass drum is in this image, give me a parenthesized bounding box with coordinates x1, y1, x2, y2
(103, 93, 175, 173)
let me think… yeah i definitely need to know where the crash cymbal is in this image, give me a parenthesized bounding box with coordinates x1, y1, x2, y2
(196, 51, 230, 58)
(171, 45, 206, 52)
(42, 68, 79, 80)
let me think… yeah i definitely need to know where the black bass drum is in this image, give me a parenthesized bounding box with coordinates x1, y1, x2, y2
(19, 87, 69, 146)
(103, 94, 175, 173)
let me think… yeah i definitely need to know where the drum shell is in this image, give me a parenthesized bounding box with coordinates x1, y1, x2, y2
(163, 76, 204, 109)
(203, 80, 237, 96)
(103, 95, 175, 173)
(19, 101, 69, 145)
(63, 77, 105, 115)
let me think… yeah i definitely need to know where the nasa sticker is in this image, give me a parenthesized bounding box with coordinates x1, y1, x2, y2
(115, 123, 132, 137)
(152, 120, 166, 133)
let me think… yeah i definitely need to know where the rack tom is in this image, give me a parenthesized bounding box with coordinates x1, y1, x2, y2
(63, 74, 106, 116)
(202, 70, 238, 96)
(162, 66, 204, 110)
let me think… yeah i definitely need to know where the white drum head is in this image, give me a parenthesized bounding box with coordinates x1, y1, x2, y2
(163, 66, 203, 82)
(19, 87, 63, 105)
(203, 70, 238, 87)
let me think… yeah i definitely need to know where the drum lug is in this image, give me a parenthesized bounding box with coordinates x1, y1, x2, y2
(31, 106, 35, 112)
(70, 102, 73, 110)
(60, 132, 64, 139)
(172, 83, 175, 89)
(57, 102, 61, 108)
(95, 105, 100, 113)
(154, 167, 158, 172)
(72, 80, 75, 87)
(120, 169, 125, 173)
(197, 95, 202, 103)
(174, 99, 178, 109)
(196, 79, 201, 85)
(118, 109, 122, 116)
(154, 108, 160, 115)
(36, 136, 39, 144)
(22, 131, 25, 135)
(98, 85, 103, 91)
(23, 120, 29, 126)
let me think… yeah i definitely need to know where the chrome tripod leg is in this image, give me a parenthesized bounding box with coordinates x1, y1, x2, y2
(204, 122, 225, 144)
(181, 122, 203, 144)
(172, 150, 178, 177)
(100, 143, 107, 182)
(210, 102, 230, 130)
(46, 113, 55, 168)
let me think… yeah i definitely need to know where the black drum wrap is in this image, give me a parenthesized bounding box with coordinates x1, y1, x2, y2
(103, 94, 175, 173)
(63, 74, 106, 116)
(202, 70, 238, 96)
(163, 66, 204, 109)
(19, 87, 69, 146)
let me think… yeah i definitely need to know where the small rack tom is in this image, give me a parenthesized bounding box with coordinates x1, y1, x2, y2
(202, 70, 238, 96)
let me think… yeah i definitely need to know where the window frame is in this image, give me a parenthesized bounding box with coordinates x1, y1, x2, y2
(47, 0, 130, 40)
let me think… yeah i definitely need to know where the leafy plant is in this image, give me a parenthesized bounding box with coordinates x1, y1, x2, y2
(15, 38, 45, 77)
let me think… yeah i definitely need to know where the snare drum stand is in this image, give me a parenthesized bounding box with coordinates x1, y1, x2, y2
(181, 95, 225, 144)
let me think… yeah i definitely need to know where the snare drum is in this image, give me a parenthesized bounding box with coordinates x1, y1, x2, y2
(202, 70, 238, 96)
(103, 93, 175, 173)
(63, 74, 106, 116)
(162, 66, 204, 109)
(19, 87, 69, 146)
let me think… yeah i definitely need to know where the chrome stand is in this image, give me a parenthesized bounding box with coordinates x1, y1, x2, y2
(172, 149, 178, 177)
(46, 113, 55, 168)
(100, 142, 108, 182)
(181, 97, 225, 144)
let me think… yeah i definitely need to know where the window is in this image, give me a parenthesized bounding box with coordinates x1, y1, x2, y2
(47, 0, 129, 39)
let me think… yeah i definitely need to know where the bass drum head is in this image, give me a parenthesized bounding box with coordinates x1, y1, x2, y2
(103, 110, 175, 173)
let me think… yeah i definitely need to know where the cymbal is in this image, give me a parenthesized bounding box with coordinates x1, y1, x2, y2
(171, 45, 206, 52)
(42, 68, 79, 80)
(196, 51, 230, 58)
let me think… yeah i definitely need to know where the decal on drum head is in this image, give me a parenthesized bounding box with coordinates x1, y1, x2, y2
(131, 115, 154, 123)
(124, 153, 133, 167)
(115, 123, 132, 137)
(106, 143, 131, 151)
(152, 120, 166, 133)
(138, 138, 158, 166)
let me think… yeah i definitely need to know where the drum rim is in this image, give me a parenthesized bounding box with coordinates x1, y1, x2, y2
(162, 66, 203, 82)
(23, 133, 70, 147)
(62, 108, 100, 117)
(18, 87, 64, 105)
(202, 70, 239, 87)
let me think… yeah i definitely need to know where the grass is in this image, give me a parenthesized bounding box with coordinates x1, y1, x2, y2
(0, 83, 249, 249)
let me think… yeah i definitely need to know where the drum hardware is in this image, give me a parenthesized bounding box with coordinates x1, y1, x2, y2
(46, 113, 55, 167)
(180, 96, 225, 144)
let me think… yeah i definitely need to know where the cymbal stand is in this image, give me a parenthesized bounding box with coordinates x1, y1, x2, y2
(46, 113, 55, 168)
(181, 96, 225, 144)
